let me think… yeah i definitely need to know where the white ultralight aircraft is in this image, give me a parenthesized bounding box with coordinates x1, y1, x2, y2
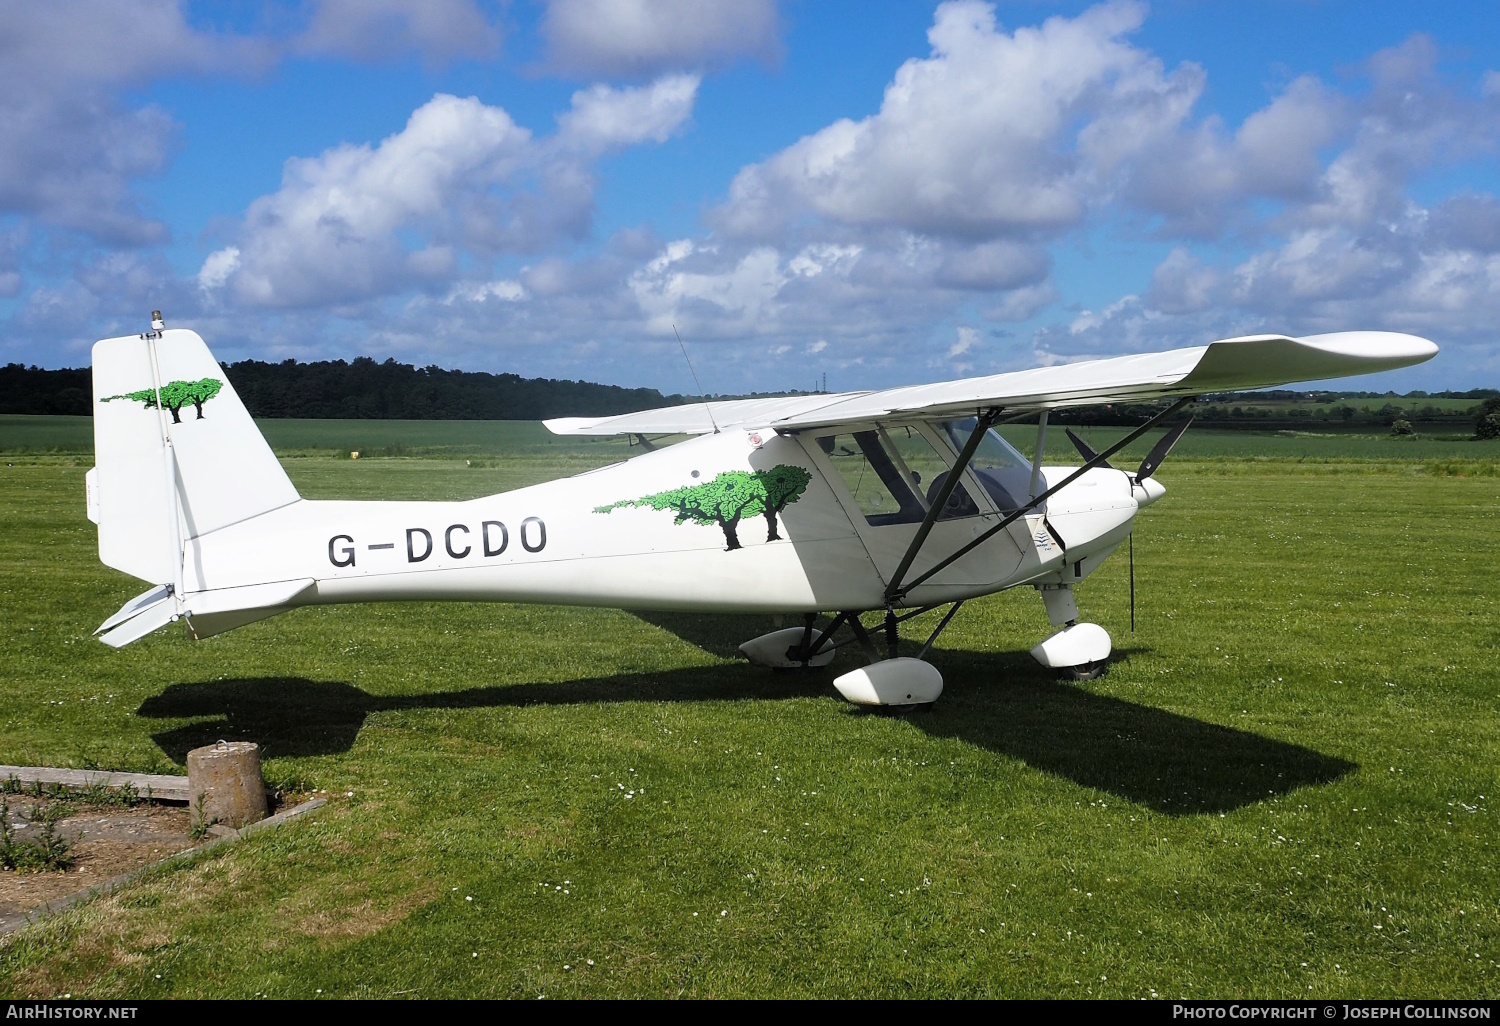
(85, 315, 1436, 708)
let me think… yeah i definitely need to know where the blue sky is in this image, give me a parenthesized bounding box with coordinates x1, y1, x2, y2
(3, 1, 1498, 395)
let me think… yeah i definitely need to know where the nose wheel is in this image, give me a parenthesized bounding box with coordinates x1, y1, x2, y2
(1065, 659, 1109, 682)
(1030, 621, 1112, 679)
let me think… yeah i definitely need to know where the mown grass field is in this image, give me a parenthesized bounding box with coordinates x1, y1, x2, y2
(0, 420, 1495, 998)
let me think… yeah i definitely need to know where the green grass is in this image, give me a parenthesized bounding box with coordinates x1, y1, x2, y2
(0, 430, 1495, 997)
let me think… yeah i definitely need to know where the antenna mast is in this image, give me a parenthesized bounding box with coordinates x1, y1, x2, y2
(673, 324, 719, 434)
(143, 311, 185, 611)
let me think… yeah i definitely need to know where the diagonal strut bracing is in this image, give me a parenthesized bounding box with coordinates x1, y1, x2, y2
(884, 396, 1195, 604)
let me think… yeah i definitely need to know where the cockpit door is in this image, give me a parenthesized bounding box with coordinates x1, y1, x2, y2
(799, 421, 1044, 601)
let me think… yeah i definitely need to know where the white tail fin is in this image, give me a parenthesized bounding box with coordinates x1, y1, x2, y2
(92, 328, 299, 587)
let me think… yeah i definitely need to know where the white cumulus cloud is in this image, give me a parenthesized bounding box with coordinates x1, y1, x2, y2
(296, 0, 502, 64)
(949, 326, 978, 358)
(197, 247, 240, 291)
(0, 1, 520, 252)
(15, 0, 1500, 393)
(557, 75, 701, 152)
(448, 279, 527, 303)
(541, 0, 780, 78)
(714, 0, 1187, 241)
(201, 79, 697, 309)
(0, 1, 274, 245)
(206, 94, 530, 307)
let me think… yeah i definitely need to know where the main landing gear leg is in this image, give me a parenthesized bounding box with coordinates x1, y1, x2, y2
(738, 613, 841, 669)
(741, 604, 965, 709)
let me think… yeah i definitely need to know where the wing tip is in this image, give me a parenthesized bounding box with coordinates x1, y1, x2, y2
(1296, 330, 1439, 367)
(542, 417, 598, 436)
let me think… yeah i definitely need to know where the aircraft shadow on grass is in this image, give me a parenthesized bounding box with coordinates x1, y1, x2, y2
(137, 615, 1354, 818)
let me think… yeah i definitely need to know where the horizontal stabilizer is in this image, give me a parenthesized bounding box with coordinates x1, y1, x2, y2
(183, 578, 315, 616)
(95, 578, 315, 647)
(98, 595, 178, 648)
(95, 584, 172, 636)
(184, 578, 316, 641)
(186, 606, 292, 640)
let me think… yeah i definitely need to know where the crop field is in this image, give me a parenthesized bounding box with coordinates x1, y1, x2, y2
(0, 421, 1496, 998)
(4, 412, 1495, 464)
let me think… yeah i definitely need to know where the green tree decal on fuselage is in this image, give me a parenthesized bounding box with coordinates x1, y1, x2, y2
(594, 464, 812, 550)
(757, 464, 811, 541)
(102, 378, 224, 423)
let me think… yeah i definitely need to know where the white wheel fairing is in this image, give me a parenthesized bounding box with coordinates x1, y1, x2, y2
(740, 626, 836, 668)
(1030, 622, 1112, 669)
(833, 658, 944, 706)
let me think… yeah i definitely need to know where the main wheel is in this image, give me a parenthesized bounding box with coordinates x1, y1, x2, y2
(865, 701, 935, 716)
(1066, 659, 1108, 682)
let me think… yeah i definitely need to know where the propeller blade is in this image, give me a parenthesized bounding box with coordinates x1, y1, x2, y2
(1129, 531, 1135, 632)
(1065, 428, 1112, 469)
(1135, 415, 1195, 482)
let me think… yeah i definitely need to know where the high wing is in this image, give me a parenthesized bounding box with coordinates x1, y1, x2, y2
(544, 330, 1437, 437)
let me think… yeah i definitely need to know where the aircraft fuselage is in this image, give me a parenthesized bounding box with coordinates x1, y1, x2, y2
(183, 426, 1146, 616)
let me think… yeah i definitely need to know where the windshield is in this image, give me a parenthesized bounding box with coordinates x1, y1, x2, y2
(940, 418, 1039, 513)
(817, 426, 979, 525)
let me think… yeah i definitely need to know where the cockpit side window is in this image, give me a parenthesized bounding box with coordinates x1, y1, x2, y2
(817, 426, 981, 525)
(939, 418, 1040, 513)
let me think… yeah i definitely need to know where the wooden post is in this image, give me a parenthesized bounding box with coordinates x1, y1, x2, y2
(186, 742, 266, 829)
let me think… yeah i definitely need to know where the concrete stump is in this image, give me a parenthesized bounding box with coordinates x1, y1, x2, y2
(186, 741, 266, 829)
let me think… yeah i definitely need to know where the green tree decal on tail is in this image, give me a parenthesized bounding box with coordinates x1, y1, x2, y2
(595, 465, 812, 550)
(102, 378, 224, 423)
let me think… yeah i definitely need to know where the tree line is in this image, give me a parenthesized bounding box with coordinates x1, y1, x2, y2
(1200, 388, 1499, 402)
(0, 357, 688, 420)
(3, 358, 1496, 436)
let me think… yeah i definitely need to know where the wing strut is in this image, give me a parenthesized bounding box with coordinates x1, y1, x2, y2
(885, 396, 1194, 604)
(1028, 412, 1049, 497)
(917, 601, 965, 660)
